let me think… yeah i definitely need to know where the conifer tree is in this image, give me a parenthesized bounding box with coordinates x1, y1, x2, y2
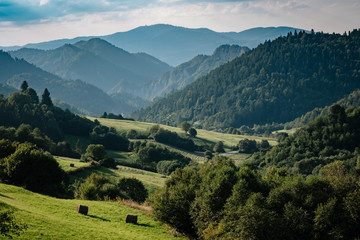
(41, 88, 53, 107)
(20, 81, 28, 92)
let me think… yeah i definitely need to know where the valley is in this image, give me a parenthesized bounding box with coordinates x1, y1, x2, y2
(1, 23, 360, 240)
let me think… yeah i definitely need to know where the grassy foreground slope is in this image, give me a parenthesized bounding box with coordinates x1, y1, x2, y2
(0, 183, 185, 240)
(89, 118, 277, 149)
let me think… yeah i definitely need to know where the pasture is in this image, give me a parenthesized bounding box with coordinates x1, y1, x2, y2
(0, 183, 185, 240)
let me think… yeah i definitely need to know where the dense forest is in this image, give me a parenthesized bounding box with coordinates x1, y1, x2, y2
(151, 106, 360, 239)
(134, 29, 360, 130)
(253, 105, 360, 175)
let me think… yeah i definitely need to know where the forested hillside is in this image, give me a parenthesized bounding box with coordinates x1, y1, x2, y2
(146, 45, 249, 100)
(134, 30, 360, 129)
(254, 104, 360, 175)
(284, 89, 360, 129)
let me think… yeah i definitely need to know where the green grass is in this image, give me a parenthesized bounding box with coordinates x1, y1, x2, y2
(56, 155, 165, 195)
(55, 156, 91, 172)
(88, 117, 277, 151)
(68, 166, 165, 196)
(220, 152, 252, 166)
(0, 183, 186, 240)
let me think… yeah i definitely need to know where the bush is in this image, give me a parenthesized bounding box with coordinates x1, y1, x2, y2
(51, 141, 80, 158)
(238, 139, 258, 153)
(156, 160, 182, 175)
(213, 141, 225, 153)
(189, 128, 197, 138)
(131, 142, 191, 172)
(99, 157, 117, 169)
(90, 125, 129, 151)
(75, 173, 148, 203)
(1, 142, 68, 195)
(151, 167, 200, 236)
(81, 144, 107, 162)
(153, 128, 196, 151)
(117, 178, 148, 203)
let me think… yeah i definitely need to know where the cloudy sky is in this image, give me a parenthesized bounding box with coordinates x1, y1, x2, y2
(0, 0, 359, 46)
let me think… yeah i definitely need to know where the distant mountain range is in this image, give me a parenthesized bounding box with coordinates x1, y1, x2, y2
(1, 24, 304, 66)
(9, 38, 171, 97)
(133, 30, 360, 129)
(146, 44, 249, 100)
(0, 50, 144, 115)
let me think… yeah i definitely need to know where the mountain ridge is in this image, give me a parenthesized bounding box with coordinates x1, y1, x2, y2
(1, 24, 304, 66)
(9, 38, 171, 98)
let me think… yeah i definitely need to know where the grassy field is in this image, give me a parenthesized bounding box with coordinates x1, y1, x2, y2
(220, 151, 253, 166)
(55, 156, 91, 172)
(88, 118, 277, 151)
(0, 183, 186, 240)
(55, 156, 165, 195)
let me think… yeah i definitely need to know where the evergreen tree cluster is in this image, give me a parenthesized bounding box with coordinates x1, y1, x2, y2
(134, 29, 360, 129)
(0, 83, 95, 141)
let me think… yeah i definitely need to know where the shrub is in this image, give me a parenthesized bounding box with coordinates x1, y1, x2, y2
(213, 141, 225, 153)
(1, 142, 68, 195)
(99, 157, 117, 169)
(75, 173, 148, 203)
(117, 178, 148, 203)
(156, 160, 182, 175)
(51, 141, 80, 158)
(81, 144, 107, 162)
(238, 138, 258, 153)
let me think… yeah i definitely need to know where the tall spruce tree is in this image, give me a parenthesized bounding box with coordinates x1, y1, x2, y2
(41, 88, 53, 107)
(20, 81, 28, 92)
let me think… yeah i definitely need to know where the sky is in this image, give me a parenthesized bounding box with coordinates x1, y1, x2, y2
(0, 0, 359, 46)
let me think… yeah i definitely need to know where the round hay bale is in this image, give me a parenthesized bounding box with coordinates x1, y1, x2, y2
(126, 214, 137, 224)
(77, 205, 88, 215)
(70, 163, 75, 167)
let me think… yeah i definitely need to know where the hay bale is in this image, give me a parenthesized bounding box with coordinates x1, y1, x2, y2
(70, 163, 75, 167)
(77, 205, 88, 215)
(126, 214, 137, 224)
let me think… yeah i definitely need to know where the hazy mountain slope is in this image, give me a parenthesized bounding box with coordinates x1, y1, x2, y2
(10, 39, 171, 97)
(74, 38, 171, 81)
(0, 50, 119, 115)
(133, 30, 360, 129)
(2, 24, 302, 66)
(146, 44, 249, 100)
(224, 26, 305, 48)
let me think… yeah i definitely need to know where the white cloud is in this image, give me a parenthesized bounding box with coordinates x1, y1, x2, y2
(0, 0, 359, 46)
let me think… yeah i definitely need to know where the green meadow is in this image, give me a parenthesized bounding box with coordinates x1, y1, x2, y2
(0, 183, 186, 240)
(56, 156, 165, 195)
(88, 117, 277, 151)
